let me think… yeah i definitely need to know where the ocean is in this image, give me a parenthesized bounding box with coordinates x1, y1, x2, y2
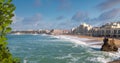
(7, 34, 120, 63)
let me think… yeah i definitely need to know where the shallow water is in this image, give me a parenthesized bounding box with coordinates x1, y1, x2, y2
(7, 34, 120, 63)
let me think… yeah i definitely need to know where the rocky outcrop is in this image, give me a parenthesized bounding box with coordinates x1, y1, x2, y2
(101, 38, 118, 52)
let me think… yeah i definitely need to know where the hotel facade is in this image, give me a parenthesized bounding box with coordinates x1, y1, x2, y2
(72, 22, 120, 38)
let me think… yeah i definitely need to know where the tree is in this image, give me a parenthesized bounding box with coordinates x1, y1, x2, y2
(0, 0, 19, 63)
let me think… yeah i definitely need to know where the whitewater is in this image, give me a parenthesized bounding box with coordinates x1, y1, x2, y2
(51, 35, 120, 63)
(7, 34, 120, 63)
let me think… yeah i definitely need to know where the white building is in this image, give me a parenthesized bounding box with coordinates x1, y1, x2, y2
(91, 22, 120, 37)
(72, 23, 93, 35)
(72, 22, 120, 38)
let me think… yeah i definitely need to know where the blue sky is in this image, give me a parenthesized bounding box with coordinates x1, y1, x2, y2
(11, 0, 120, 30)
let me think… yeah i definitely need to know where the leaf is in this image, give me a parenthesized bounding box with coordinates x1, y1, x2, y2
(0, 26, 2, 31)
(3, 20, 12, 27)
(8, 0, 12, 3)
(0, 0, 5, 3)
(0, 0, 18, 62)
(5, 27, 11, 33)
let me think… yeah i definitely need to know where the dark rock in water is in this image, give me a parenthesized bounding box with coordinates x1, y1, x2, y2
(101, 38, 118, 52)
(108, 60, 120, 63)
(101, 42, 118, 52)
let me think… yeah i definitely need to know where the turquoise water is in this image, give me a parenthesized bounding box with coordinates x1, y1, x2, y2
(7, 34, 116, 63)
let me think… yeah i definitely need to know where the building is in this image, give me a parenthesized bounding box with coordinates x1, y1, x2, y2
(71, 22, 120, 38)
(93, 22, 120, 37)
(50, 29, 69, 35)
(72, 23, 93, 35)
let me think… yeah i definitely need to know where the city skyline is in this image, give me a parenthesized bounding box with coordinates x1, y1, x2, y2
(12, 0, 120, 30)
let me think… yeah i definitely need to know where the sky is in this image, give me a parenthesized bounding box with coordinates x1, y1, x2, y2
(11, 0, 120, 30)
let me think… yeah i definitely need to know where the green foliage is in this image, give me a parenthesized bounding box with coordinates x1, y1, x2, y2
(0, 0, 20, 63)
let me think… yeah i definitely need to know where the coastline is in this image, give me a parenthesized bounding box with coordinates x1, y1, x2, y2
(62, 34, 120, 48)
(58, 34, 120, 63)
(51, 34, 120, 63)
(10, 33, 120, 48)
(52, 34, 104, 49)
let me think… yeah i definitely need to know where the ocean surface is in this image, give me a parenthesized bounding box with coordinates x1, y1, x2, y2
(7, 34, 120, 63)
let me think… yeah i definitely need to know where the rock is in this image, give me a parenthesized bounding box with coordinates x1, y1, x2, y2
(101, 38, 118, 52)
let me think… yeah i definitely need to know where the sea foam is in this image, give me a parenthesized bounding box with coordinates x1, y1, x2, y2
(51, 35, 88, 45)
(51, 35, 120, 63)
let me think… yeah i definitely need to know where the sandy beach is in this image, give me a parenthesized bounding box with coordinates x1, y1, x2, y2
(63, 34, 120, 48)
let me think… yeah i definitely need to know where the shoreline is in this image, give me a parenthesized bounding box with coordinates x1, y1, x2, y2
(52, 34, 103, 49)
(62, 34, 120, 48)
(52, 34, 120, 63)
(10, 33, 120, 48)
(59, 34, 120, 63)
